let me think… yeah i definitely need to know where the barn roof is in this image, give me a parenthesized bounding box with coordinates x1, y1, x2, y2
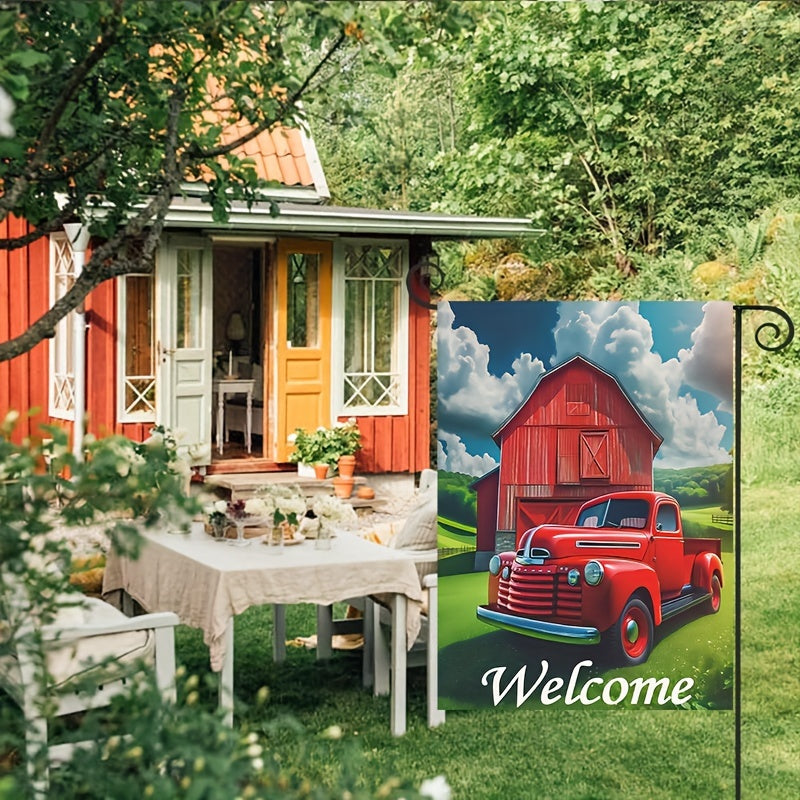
(468, 465, 499, 490)
(491, 354, 663, 452)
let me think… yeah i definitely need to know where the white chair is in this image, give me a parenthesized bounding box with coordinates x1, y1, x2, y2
(0, 593, 179, 793)
(368, 568, 445, 731)
(359, 470, 444, 731)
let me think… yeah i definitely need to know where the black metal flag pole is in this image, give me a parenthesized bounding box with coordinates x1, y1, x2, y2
(733, 304, 794, 799)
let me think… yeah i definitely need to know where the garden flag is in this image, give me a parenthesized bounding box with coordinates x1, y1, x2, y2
(436, 301, 734, 710)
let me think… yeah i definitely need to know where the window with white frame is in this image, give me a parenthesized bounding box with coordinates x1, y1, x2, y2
(48, 232, 75, 419)
(334, 241, 408, 415)
(117, 273, 156, 422)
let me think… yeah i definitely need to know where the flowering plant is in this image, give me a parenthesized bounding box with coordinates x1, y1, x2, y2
(256, 484, 307, 526)
(287, 418, 361, 466)
(311, 494, 358, 531)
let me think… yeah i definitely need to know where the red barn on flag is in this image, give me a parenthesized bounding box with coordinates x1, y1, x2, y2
(473, 355, 663, 563)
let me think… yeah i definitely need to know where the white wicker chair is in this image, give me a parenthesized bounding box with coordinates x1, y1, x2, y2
(0, 593, 178, 794)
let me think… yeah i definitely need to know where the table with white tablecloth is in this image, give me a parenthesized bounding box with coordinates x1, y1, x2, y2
(103, 525, 423, 735)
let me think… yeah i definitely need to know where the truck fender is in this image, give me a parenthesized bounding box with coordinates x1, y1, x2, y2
(691, 551, 724, 589)
(599, 560, 663, 628)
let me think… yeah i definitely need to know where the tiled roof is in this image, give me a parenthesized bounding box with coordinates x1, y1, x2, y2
(194, 74, 320, 191)
(223, 121, 315, 187)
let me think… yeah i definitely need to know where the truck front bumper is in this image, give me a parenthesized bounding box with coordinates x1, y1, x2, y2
(476, 605, 601, 645)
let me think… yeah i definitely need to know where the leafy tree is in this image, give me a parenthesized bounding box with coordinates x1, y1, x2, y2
(436, 1, 800, 273)
(0, 0, 462, 362)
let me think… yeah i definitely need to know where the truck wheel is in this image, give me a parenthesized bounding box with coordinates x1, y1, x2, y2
(607, 598, 653, 666)
(707, 573, 722, 614)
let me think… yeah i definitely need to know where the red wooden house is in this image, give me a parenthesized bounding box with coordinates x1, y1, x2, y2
(1, 124, 533, 483)
(473, 355, 663, 561)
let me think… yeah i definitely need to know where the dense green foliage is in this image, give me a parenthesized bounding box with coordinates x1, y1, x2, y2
(437, 470, 477, 527)
(0, 0, 466, 361)
(654, 464, 732, 509)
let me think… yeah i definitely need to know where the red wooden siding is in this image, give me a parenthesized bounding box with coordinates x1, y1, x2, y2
(351, 294, 431, 474)
(0, 216, 51, 443)
(473, 468, 500, 553)
(479, 356, 662, 546)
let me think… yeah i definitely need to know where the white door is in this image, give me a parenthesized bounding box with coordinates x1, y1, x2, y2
(156, 236, 213, 465)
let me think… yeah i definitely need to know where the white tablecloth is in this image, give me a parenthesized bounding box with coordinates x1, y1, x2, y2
(103, 527, 423, 672)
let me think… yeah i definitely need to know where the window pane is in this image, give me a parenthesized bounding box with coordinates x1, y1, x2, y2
(176, 250, 202, 349)
(342, 243, 404, 410)
(287, 252, 319, 348)
(344, 279, 367, 373)
(123, 274, 155, 418)
(373, 279, 399, 373)
(50, 233, 76, 416)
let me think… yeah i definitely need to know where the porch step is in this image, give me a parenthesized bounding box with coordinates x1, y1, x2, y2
(203, 472, 384, 512)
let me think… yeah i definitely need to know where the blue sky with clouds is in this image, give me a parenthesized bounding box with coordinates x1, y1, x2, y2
(437, 301, 733, 476)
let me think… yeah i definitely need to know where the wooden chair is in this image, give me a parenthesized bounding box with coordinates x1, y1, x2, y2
(0, 593, 178, 794)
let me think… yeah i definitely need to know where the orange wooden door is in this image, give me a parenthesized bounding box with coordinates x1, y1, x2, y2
(274, 239, 332, 462)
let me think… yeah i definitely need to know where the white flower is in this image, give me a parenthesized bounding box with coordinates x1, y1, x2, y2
(275, 495, 306, 518)
(419, 775, 452, 800)
(287, 432, 297, 444)
(214, 500, 228, 514)
(244, 498, 270, 517)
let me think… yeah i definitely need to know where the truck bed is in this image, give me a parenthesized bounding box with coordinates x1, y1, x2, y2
(684, 536, 721, 558)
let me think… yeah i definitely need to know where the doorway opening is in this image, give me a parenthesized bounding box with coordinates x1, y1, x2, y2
(210, 244, 267, 467)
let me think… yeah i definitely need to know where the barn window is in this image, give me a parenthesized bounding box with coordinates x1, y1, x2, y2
(332, 240, 408, 415)
(48, 233, 76, 420)
(557, 429, 610, 483)
(580, 431, 610, 479)
(117, 273, 156, 422)
(566, 382, 590, 415)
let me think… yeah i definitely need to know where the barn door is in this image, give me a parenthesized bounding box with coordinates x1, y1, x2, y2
(557, 429, 610, 483)
(156, 237, 213, 465)
(579, 431, 610, 479)
(274, 240, 332, 462)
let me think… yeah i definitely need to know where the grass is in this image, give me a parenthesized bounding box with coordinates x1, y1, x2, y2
(437, 516, 476, 550)
(3, 387, 799, 797)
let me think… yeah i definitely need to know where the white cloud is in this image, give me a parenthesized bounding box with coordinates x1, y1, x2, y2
(677, 301, 734, 412)
(437, 429, 498, 476)
(552, 302, 731, 468)
(437, 301, 545, 438)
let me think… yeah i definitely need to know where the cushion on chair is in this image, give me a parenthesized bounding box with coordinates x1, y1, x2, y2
(0, 597, 154, 696)
(391, 485, 437, 552)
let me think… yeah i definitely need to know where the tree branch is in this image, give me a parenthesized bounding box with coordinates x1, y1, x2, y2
(0, 73, 189, 362)
(0, 4, 123, 221)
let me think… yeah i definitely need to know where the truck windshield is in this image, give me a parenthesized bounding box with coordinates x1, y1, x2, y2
(576, 499, 650, 529)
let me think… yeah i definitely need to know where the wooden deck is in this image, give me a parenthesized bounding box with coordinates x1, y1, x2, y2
(203, 471, 383, 512)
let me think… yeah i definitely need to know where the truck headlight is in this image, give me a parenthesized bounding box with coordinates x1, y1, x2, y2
(567, 568, 580, 586)
(489, 555, 501, 576)
(584, 560, 604, 586)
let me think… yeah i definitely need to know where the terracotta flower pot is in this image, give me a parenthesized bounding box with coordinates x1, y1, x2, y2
(337, 454, 356, 478)
(313, 463, 330, 480)
(332, 476, 355, 498)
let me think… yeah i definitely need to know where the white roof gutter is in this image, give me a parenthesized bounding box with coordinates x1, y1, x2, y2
(162, 197, 541, 239)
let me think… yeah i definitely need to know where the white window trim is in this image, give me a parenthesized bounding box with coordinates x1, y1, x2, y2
(116, 273, 157, 424)
(48, 232, 75, 420)
(331, 238, 409, 418)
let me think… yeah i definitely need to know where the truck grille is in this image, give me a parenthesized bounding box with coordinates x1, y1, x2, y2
(498, 571, 582, 620)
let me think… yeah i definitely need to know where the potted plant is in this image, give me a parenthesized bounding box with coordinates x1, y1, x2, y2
(287, 428, 327, 477)
(288, 419, 361, 478)
(327, 418, 361, 477)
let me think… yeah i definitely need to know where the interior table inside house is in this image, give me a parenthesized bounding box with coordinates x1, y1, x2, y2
(102, 523, 424, 735)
